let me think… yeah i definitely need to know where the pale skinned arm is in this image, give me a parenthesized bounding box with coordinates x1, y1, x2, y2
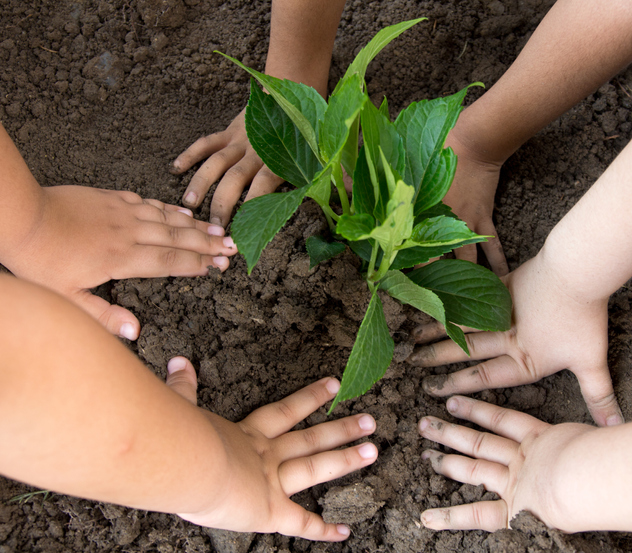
(0, 124, 238, 340)
(171, 0, 346, 226)
(0, 273, 378, 540)
(444, 0, 632, 273)
(418, 396, 632, 533)
(409, 138, 632, 426)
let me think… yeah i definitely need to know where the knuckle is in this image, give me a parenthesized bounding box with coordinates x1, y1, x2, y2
(489, 407, 508, 431)
(471, 432, 487, 457)
(301, 428, 321, 450)
(161, 249, 179, 269)
(274, 399, 296, 422)
(475, 362, 495, 389)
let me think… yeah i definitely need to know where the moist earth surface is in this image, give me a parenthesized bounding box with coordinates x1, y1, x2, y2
(2, 1, 632, 552)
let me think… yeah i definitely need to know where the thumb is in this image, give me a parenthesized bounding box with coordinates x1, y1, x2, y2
(575, 364, 623, 427)
(166, 357, 198, 405)
(71, 290, 140, 340)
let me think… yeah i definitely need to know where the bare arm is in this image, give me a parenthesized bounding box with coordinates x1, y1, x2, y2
(0, 273, 378, 540)
(173, 0, 347, 225)
(445, 0, 632, 271)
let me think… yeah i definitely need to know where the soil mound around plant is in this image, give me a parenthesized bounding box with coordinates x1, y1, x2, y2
(2, 1, 632, 552)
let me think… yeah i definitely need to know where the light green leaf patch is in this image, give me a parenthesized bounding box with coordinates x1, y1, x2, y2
(330, 291, 394, 412)
(400, 215, 489, 249)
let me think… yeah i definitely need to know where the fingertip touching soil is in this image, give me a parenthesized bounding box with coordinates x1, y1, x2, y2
(2, 0, 632, 551)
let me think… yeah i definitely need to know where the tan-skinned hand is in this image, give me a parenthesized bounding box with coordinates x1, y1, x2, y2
(443, 130, 508, 276)
(408, 254, 623, 427)
(166, 357, 378, 541)
(418, 395, 593, 532)
(4, 186, 238, 341)
(171, 109, 284, 227)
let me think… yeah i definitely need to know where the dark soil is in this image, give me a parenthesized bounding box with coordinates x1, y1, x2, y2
(2, 0, 632, 552)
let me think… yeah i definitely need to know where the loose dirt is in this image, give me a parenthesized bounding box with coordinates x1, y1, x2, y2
(2, 1, 632, 552)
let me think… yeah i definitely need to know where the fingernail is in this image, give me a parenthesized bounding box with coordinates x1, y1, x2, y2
(184, 191, 197, 205)
(210, 217, 223, 227)
(421, 511, 433, 525)
(213, 256, 229, 271)
(326, 378, 340, 394)
(119, 323, 138, 341)
(223, 237, 236, 249)
(446, 397, 459, 414)
(606, 413, 624, 426)
(337, 525, 350, 537)
(207, 225, 225, 237)
(358, 415, 375, 432)
(177, 207, 193, 217)
(358, 443, 377, 459)
(419, 417, 430, 432)
(167, 357, 187, 374)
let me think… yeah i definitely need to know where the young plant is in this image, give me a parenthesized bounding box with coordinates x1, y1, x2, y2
(218, 19, 512, 411)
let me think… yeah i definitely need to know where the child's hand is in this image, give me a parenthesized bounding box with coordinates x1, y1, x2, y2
(442, 130, 508, 276)
(409, 254, 622, 427)
(171, 109, 284, 227)
(166, 357, 378, 541)
(3, 186, 238, 340)
(418, 395, 593, 532)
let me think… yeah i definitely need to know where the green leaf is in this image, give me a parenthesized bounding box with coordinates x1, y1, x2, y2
(351, 147, 376, 216)
(379, 271, 445, 323)
(335, 18, 426, 94)
(232, 187, 307, 274)
(305, 164, 333, 207)
(341, 114, 360, 177)
(415, 201, 457, 222)
(390, 245, 453, 270)
(401, 215, 489, 249)
(361, 100, 405, 221)
(336, 213, 375, 241)
(246, 79, 322, 188)
(413, 147, 458, 216)
(378, 96, 390, 119)
(330, 292, 394, 412)
(305, 236, 346, 269)
(217, 52, 326, 159)
(407, 259, 512, 331)
(394, 84, 482, 209)
(319, 73, 367, 164)
(379, 270, 469, 355)
(370, 179, 414, 251)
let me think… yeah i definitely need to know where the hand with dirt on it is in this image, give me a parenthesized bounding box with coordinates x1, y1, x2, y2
(408, 254, 622, 428)
(0, 124, 238, 341)
(418, 395, 632, 533)
(170, 109, 284, 228)
(441, 128, 508, 276)
(171, 360, 379, 540)
(2, 187, 238, 342)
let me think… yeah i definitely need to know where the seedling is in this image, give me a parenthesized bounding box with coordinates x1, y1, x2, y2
(218, 19, 512, 411)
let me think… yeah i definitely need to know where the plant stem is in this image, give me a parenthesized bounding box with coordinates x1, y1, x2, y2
(321, 205, 339, 231)
(332, 164, 351, 215)
(371, 245, 394, 283)
(367, 241, 379, 279)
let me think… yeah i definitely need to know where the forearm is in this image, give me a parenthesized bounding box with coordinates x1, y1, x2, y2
(452, 0, 632, 164)
(0, 124, 46, 262)
(0, 275, 229, 515)
(266, 0, 346, 96)
(547, 422, 632, 532)
(538, 139, 632, 303)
